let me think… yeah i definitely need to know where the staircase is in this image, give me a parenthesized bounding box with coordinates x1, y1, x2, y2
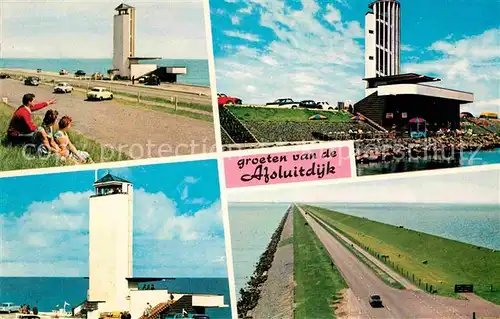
(140, 296, 195, 319)
(353, 92, 388, 128)
(218, 106, 258, 143)
(140, 301, 175, 319)
(356, 112, 387, 132)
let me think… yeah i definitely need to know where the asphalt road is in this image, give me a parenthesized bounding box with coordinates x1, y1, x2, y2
(0, 79, 216, 159)
(297, 205, 500, 319)
(1, 69, 212, 106)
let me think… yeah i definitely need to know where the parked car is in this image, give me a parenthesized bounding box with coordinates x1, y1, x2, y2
(86, 87, 113, 100)
(0, 302, 20, 313)
(36, 68, 42, 73)
(75, 70, 86, 77)
(144, 75, 160, 86)
(299, 100, 320, 109)
(317, 101, 335, 110)
(91, 72, 103, 80)
(369, 295, 383, 308)
(24, 76, 40, 86)
(54, 82, 74, 93)
(265, 98, 299, 108)
(59, 69, 69, 75)
(0, 73, 10, 79)
(218, 93, 242, 106)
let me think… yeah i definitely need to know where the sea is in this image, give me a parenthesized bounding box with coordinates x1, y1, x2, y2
(0, 58, 210, 87)
(228, 202, 500, 298)
(357, 148, 500, 176)
(228, 203, 291, 295)
(0, 277, 231, 319)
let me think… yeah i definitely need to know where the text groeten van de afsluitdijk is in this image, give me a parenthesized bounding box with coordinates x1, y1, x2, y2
(238, 149, 338, 184)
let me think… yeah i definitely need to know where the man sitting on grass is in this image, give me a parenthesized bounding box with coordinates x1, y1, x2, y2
(6, 93, 56, 145)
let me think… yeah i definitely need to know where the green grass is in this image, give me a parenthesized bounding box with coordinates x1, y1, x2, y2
(306, 211, 405, 290)
(279, 236, 294, 248)
(0, 103, 129, 171)
(228, 107, 353, 123)
(116, 91, 213, 113)
(304, 205, 500, 305)
(294, 206, 347, 319)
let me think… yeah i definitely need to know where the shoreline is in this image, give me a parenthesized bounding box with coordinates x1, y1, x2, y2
(237, 206, 291, 318)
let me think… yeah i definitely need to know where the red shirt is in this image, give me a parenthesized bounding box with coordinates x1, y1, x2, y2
(7, 102, 49, 136)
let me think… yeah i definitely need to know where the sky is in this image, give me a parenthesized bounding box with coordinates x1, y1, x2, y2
(210, 0, 500, 115)
(0, 160, 228, 278)
(0, 0, 208, 59)
(228, 167, 500, 204)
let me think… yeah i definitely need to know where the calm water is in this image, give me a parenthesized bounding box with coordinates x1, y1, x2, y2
(314, 203, 500, 250)
(357, 148, 500, 176)
(0, 58, 210, 86)
(228, 202, 500, 299)
(228, 203, 290, 296)
(0, 277, 231, 319)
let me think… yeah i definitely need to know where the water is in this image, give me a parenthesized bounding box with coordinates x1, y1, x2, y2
(313, 203, 500, 250)
(0, 277, 231, 319)
(0, 58, 210, 86)
(228, 203, 290, 296)
(357, 148, 500, 176)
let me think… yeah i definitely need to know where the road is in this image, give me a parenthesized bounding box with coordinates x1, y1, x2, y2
(0, 79, 215, 159)
(297, 205, 500, 319)
(1, 68, 212, 106)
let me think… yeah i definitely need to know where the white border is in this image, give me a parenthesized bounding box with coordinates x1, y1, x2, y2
(202, 0, 238, 318)
(226, 163, 500, 194)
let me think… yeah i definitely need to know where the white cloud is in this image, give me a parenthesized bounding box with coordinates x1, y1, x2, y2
(228, 169, 500, 204)
(1, 0, 208, 59)
(215, 0, 365, 104)
(403, 28, 500, 115)
(324, 4, 341, 25)
(401, 44, 415, 52)
(231, 16, 241, 25)
(0, 188, 225, 276)
(223, 30, 262, 42)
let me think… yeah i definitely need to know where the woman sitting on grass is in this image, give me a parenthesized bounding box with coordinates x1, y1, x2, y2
(33, 109, 66, 157)
(54, 116, 92, 164)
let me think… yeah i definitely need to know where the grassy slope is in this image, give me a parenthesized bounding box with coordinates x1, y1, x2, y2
(294, 206, 347, 318)
(0, 103, 128, 171)
(305, 205, 500, 305)
(229, 107, 353, 123)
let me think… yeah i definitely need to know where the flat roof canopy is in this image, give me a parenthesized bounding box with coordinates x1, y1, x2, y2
(364, 73, 440, 88)
(377, 83, 474, 103)
(129, 57, 162, 61)
(126, 277, 176, 283)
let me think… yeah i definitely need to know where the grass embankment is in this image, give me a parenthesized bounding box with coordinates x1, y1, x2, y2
(0, 103, 128, 171)
(40, 80, 214, 123)
(294, 206, 347, 318)
(229, 107, 353, 123)
(304, 205, 500, 305)
(305, 210, 405, 290)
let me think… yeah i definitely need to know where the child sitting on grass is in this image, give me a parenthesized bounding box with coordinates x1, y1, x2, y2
(33, 109, 67, 158)
(54, 115, 93, 164)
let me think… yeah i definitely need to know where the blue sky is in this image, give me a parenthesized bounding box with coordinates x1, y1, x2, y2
(0, 160, 227, 278)
(210, 0, 500, 115)
(1, 0, 208, 59)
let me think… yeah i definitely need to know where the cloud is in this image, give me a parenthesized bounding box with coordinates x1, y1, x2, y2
(403, 28, 500, 115)
(214, 1, 498, 115)
(215, 0, 365, 104)
(231, 16, 241, 25)
(0, 188, 225, 277)
(1, 0, 208, 59)
(223, 30, 262, 42)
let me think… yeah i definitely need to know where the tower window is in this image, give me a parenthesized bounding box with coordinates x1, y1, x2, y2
(369, 56, 374, 60)
(369, 30, 374, 34)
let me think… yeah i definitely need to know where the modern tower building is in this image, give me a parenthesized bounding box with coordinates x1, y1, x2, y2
(81, 173, 228, 319)
(355, 0, 474, 133)
(365, 0, 401, 80)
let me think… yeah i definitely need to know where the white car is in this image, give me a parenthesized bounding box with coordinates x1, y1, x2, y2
(54, 82, 73, 93)
(0, 302, 20, 313)
(317, 101, 335, 110)
(86, 87, 113, 101)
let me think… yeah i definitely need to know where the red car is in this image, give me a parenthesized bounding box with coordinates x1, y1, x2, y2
(218, 93, 242, 106)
